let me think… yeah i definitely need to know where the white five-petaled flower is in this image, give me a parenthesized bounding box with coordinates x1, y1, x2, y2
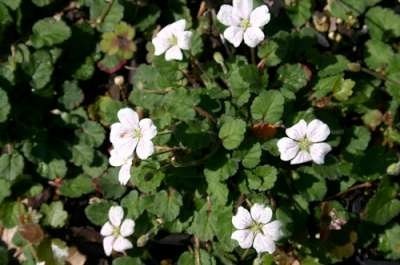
(231, 204, 283, 254)
(217, 0, 271, 48)
(110, 108, 157, 160)
(152, 19, 192, 61)
(109, 148, 133, 186)
(101, 206, 135, 256)
(277, 119, 332, 165)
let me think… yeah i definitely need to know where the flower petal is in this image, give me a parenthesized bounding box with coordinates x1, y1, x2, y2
(165, 46, 183, 61)
(309, 142, 332, 164)
(232, 206, 253, 229)
(250, 204, 272, 224)
(152, 36, 170, 56)
(139, 118, 157, 140)
(244, 27, 265, 47)
(120, 219, 135, 237)
(103, 236, 115, 256)
(136, 138, 154, 160)
(109, 148, 128, 167)
(253, 233, 276, 254)
(277, 137, 299, 161)
(217, 4, 240, 26)
(262, 220, 283, 241)
(118, 160, 132, 186)
(167, 19, 186, 33)
(223, 26, 244, 47)
(177, 31, 192, 50)
(117, 108, 139, 129)
(113, 236, 133, 252)
(109, 206, 124, 227)
(290, 150, 312, 165)
(109, 123, 127, 144)
(112, 137, 137, 159)
(233, 0, 253, 19)
(306, 119, 330, 142)
(231, 229, 255, 249)
(286, 119, 307, 140)
(249, 5, 270, 27)
(100, 221, 114, 236)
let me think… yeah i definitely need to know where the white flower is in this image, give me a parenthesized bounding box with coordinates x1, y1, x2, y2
(101, 206, 135, 256)
(231, 204, 282, 254)
(277, 119, 332, 165)
(110, 108, 157, 160)
(152, 19, 192, 61)
(109, 148, 133, 186)
(217, 0, 270, 47)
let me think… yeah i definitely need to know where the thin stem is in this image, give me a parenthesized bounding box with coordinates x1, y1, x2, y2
(95, 0, 115, 25)
(360, 67, 400, 87)
(154, 146, 185, 156)
(250, 47, 256, 65)
(194, 106, 217, 124)
(326, 181, 373, 200)
(240, 248, 250, 261)
(157, 130, 173, 135)
(194, 236, 201, 265)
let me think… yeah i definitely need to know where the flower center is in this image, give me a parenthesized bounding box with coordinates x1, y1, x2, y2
(133, 128, 142, 139)
(168, 35, 178, 46)
(112, 227, 120, 237)
(241, 19, 251, 30)
(299, 138, 311, 151)
(250, 222, 264, 234)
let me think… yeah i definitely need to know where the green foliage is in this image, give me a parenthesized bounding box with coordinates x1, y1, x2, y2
(0, 0, 400, 264)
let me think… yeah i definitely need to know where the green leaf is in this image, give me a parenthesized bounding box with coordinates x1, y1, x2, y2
(0, 151, 24, 182)
(218, 117, 246, 150)
(178, 250, 216, 265)
(329, 0, 367, 20)
(23, 50, 54, 90)
(121, 191, 143, 219)
(0, 0, 21, 9)
(91, 96, 123, 126)
(88, 0, 124, 32)
(233, 142, 262, 169)
(333, 78, 355, 101)
(246, 165, 278, 191)
(366, 7, 400, 40)
(257, 40, 281, 67)
(32, 0, 53, 7)
(0, 179, 10, 203)
(0, 88, 10, 122)
(59, 175, 94, 198)
(364, 39, 394, 71)
(99, 168, 126, 199)
(362, 180, 400, 225)
(251, 90, 285, 123)
(133, 161, 165, 193)
(77, 121, 105, 147)
(204, 151, 238, 181)
(40, 201, 68, 228)
(113, 256, 144, 265)
(36, 159, 67, 179)
(187, 205, 214, 241)
(278, 64, 309, 93)
(71, 144, 94, 167)
(285, 0, 312, 27)
(31, 18, 71, 48)
(148, 190, 183, 222)
(59, 80, 84, 110)
(85, 201, 113, 226)
(378, 224, 400, 260)
(0, 201, 20, 227)
(345, 126, 371, 155)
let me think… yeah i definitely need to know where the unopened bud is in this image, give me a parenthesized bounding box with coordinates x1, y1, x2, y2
(114, 75, 124, 86)
(347, 62, 361, 72)
(213, 52, 224, 65)
(137, 233, 150, 247)
(387, 162, 400, 176)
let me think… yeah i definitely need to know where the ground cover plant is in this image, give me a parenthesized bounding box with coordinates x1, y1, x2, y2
(1, 0, 400, 264)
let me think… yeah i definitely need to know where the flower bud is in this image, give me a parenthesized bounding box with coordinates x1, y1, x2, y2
(114, 75, 125, 86)
(387, 162, 400, 176)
